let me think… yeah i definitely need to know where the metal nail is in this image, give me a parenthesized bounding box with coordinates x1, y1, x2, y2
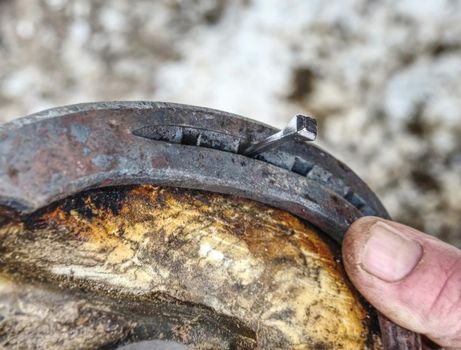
(242, 114, 317, 157)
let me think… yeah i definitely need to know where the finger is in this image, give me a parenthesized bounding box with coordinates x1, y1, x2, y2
(343, 217, 461, 349)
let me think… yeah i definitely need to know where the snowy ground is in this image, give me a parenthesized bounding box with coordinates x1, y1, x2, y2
(1, 0, 460, 245)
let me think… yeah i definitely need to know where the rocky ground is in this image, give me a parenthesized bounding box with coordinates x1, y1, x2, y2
(0, 0, 460, 245)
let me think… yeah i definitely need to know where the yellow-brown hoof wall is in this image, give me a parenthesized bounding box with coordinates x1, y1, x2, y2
(0, 185, 382, 349)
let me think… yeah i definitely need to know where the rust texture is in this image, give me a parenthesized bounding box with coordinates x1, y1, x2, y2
(0, 185, 381, 349)
(0, 102, 388, 242)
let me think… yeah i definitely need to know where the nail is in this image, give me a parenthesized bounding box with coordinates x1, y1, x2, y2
(361, 221, 423, 282)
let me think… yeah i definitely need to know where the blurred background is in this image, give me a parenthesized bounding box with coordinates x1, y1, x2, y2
(0, 0, 460, 245)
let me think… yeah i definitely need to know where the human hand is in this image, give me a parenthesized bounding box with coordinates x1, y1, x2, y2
(343, 217, 461, 349)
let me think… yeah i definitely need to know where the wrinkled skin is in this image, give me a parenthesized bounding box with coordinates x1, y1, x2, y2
(0, 185, 381, 349)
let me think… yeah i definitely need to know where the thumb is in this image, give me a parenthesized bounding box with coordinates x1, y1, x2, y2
(343, 217, 461, 349)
